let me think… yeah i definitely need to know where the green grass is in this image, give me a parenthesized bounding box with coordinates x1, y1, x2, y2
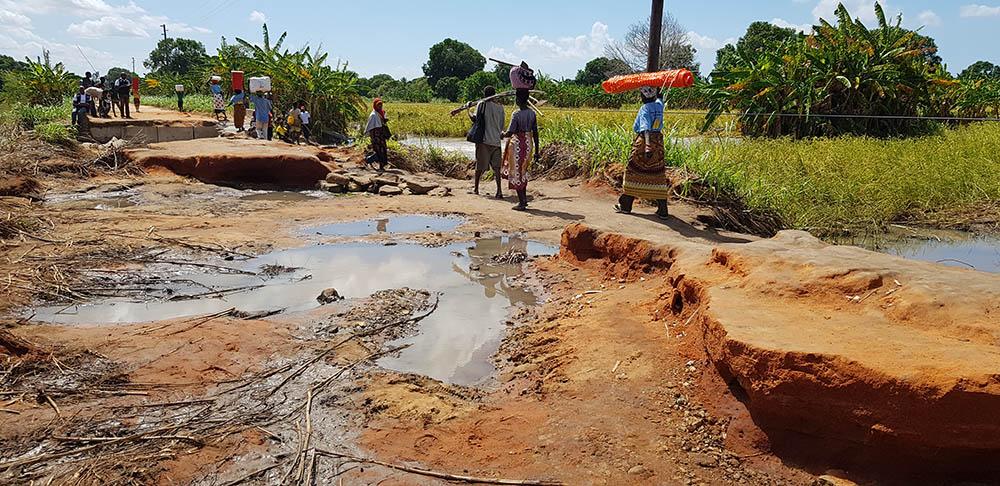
(676, 124, 1000, 234)
(35, 122, 73, 144)
(142, 94, 217, 114)
(386, 102, 735, 139)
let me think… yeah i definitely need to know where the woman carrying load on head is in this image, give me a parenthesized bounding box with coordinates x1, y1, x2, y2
(503, 88, 540, 211)
(209, 77, 227, 122)
(616, 86, 669, 220)
(502, 62, 539, 211)
(365, 98, 390, 172)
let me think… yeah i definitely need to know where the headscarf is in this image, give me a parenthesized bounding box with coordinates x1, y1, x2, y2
(373, 98, 386, 122)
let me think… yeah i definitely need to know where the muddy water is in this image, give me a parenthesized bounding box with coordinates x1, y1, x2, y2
(835, 228, 1000, 274)
(309, 215, 463, 237)
(399, 137, 476, 159)
(378, 237, 555, 385)
(240, 191, 320, 202)
(31, 235, 552, 385)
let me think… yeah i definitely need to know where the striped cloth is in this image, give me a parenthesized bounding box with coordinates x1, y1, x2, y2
(622, 132, 670, 200)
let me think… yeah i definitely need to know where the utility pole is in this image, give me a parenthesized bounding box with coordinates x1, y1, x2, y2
(647, 0, 664, 72)
(160, 24, 168, 41)
(131, 57, 135, 74)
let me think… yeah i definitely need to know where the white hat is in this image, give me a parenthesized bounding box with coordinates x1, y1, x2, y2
(639, 86, 658, 99)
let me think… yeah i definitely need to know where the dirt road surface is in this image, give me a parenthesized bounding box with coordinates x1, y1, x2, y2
(2, 139, 997, 485)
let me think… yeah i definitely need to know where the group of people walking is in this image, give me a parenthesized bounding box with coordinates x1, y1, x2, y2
(364, 62, 670, 217)
(72, 72, 137, 126)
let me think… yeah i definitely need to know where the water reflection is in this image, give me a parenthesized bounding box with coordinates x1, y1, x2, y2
(31, 236, 554, 386)
(832, 227, 1000, 274)
(310, 215, 463, 238)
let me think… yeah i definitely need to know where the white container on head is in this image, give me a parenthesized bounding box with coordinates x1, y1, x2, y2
(210, 75, 222, 82)
(175, 85, 185, 93)
(249, 76, 271, 93)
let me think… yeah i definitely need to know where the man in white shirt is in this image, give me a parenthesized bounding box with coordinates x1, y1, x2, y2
(470, 86, 505, 198)
(299, 104, 312, 143)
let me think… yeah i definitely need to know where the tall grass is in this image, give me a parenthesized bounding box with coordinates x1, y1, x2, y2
(142, 94, 216, 114)
(675, 123, 1000, 233)
(386, 102, 734, 139)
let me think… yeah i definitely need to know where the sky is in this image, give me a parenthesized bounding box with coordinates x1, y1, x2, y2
(0, 0, 997, 80)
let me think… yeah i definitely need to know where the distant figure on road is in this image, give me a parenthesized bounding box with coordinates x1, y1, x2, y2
(82, 73, 97, 117)
(210, 78, 227, 122)
(229, 89, 247, 132)
(176, 86, 185, 111)
(114, 73, 131, 119)
(365, 98, 390, 172)
(285, 101, 302, 144)
(71, 85, 92, 127)
(469, 86, 505, 198)
(132, 76, 140, 113)
(502, 89, 539, 211)
(299, 103, 311, 143)
(615, 86, 669, 219)
(249, 90, 272, 140)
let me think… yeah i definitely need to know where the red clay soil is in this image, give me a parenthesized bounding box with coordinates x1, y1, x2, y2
(127, 138, 338, 188)
(559, 223, 1000, 481)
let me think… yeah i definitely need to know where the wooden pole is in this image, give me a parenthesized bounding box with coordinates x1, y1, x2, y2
(647, 0, 664, 72)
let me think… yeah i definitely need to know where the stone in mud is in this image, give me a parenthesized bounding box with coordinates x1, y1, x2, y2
(401, 176, 440, 195)
(325, 172, 351, 185)
(346, 181, 363, 192)
(318, 181, 344, 193)
(378, 185, 403, 196)
(373, 174, 400, 187)
(428, 187, 451, 197)
(349, 174, 373, 188)
(317, 288, 343, 304)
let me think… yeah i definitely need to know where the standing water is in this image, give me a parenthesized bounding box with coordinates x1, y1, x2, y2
(31, 232, 553, 386)
(835, 227, 1000, 274)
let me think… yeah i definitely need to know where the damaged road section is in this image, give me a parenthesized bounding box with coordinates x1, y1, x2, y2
(560, 223, 1000, 480)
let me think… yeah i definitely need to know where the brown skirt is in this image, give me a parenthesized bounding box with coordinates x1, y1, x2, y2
(622, 132, 670, 200)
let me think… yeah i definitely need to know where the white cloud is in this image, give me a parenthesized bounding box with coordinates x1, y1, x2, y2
(960, 4, 1000, 17)
(686, 31, 737, 53)
(0, 10, 32, 27)
(917, 10, 942, 27)
(771, 18, 813, 33)
(249, 10, 267, 24)
(67, 16, 151, 38)
(506, 21, 613, 62)
(812, 0, 895, 24)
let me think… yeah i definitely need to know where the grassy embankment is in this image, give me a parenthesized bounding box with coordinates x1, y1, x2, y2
(392, 103, 1000, 235)
(682, 125, 1000, 234)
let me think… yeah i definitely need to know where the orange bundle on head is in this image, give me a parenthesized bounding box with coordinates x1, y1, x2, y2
(601, 69, 694, 94)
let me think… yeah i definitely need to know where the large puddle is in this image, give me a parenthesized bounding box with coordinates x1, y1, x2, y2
(834, 227, 999, 274)
(399, 137, 476, 159)
(31, 231, 553, 385)
(309, 215, 463, 237)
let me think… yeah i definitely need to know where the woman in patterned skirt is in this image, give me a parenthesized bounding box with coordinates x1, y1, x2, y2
(616, 86, 670, 219)
(502, 89, 540, 211)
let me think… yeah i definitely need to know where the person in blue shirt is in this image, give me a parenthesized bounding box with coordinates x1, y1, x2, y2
(229, 89, 247, 132)
(249, 91, 272, 140)
(615, 86, 670, 220)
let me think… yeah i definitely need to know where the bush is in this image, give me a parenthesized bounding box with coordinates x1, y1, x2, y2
(460, 71, 500, 102)
(434, 77, 461, 102)
(35, 122, 73, 144)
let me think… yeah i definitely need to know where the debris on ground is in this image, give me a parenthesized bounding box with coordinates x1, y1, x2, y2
(492, 247, 529, 265)
(317, 287, 343, 304)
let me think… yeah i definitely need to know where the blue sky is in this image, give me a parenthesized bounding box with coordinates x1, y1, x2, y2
(0, 0, 996, 79)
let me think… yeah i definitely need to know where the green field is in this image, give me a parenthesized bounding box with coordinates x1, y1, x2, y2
(386, 102, 999, 235)
(386, 102, 736, 140)
(142, 94, 217, 114)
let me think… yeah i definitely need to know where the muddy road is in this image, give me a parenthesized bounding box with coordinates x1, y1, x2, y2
(2, 142, 998, 485)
